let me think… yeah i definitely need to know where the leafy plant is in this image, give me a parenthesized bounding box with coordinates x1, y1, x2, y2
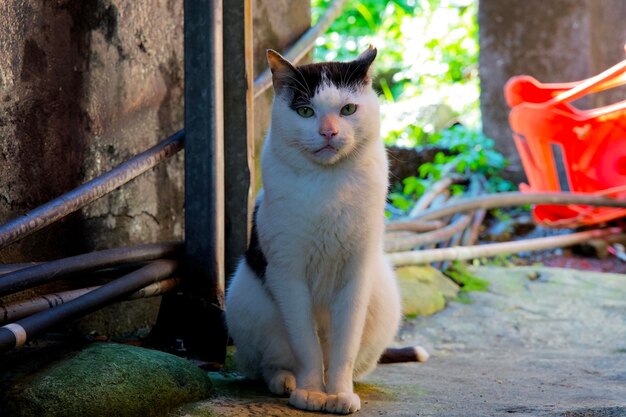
(312, 1, 517, 217)
(312, 0, 480, 127)
(388, 126, 516, 215)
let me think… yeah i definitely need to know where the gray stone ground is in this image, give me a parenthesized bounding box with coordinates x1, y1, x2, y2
(173, 266, 626, 417)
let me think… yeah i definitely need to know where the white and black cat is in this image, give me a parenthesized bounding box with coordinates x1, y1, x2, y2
(225, 46, 401, 414)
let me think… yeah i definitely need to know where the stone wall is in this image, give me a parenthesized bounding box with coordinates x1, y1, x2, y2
(0, 0, 310, 335)
(479, 0, 626, 182)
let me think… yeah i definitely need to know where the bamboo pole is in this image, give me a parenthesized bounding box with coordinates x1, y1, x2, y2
(387, 227, 622, 266)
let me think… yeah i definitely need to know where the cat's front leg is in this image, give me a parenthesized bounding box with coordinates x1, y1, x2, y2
(265, 268, 327, 411)
(324, 272, 372, 414)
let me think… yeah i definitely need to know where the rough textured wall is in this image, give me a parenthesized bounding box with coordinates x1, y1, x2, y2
(479, 0, 626, 182)
(0, 0, 185, 334)
(0, 0, 185, 260)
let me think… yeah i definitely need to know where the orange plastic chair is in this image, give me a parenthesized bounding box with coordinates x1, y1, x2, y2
(505, 58, 626, 227)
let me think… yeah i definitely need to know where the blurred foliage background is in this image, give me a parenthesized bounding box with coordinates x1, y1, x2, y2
(311, 0, 515, 215)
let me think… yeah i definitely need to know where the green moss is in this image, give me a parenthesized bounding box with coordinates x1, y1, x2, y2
(444, 263, 490, 293)
(396, 266, 460, 316)
(3, 343, 213, 417)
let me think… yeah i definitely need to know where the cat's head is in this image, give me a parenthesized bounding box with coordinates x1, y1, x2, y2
(267, 46, 380, 166)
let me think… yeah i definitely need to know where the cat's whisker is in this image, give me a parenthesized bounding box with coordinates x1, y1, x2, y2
(294, 67, 314, 97)
(280, 71, 312, 101)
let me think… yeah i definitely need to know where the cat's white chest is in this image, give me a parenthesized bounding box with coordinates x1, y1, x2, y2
(263, 170, 373, 289)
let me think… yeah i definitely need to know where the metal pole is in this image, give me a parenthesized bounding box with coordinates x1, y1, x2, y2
(153, 0, 227, 364)
(184, 0, 225, 297)
(223, 0, 254, 279)
(0, 242, 182, 297)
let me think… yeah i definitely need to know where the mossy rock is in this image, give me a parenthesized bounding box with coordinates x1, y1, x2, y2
(396, 266, 460, 317)
(2, 343, 213, 417)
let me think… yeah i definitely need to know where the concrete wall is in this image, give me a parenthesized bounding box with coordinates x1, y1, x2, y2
(0, 0, 310, 335)
(479, 0, 626, 182)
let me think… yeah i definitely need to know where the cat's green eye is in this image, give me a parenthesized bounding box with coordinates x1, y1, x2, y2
(340, 103, 357, 116)
(296, 106, 315, 118)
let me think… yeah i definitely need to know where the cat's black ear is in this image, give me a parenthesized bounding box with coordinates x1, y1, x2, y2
(267, 49, 297, 94)
(355, 45, 377, 69)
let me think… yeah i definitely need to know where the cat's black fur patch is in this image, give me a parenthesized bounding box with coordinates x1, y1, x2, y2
(283, 60, 371, 109)
(269, 47, 376, 109)
(245, 205, 267, 282)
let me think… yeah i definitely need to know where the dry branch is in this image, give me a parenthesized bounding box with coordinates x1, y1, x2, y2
(462, 208, 487, 246)
(409, 176, 460, 217)
(385, 214, 472, 252)
(408, 192, 626, 222)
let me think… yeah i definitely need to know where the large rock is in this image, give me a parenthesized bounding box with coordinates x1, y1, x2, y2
(1, 343, 213, 417)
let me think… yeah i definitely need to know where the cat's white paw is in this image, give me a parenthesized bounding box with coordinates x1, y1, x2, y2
(267, 370, 296, 396)
(324, 392, 361, 414)
(288, 388, 327, 411)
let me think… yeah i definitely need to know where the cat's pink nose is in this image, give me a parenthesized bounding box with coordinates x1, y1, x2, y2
(319, 114, 339, 140)
(319, 129, 338, 140)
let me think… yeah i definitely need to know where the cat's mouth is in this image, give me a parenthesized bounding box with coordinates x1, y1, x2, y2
(314, 144, 338, 155)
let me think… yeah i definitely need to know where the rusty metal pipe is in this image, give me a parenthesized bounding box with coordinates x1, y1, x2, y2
(0, 242, 182, 297)
(0, 277, 181, 324)
(0, 259, 180, 353)
(0, 130, 184, 250)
